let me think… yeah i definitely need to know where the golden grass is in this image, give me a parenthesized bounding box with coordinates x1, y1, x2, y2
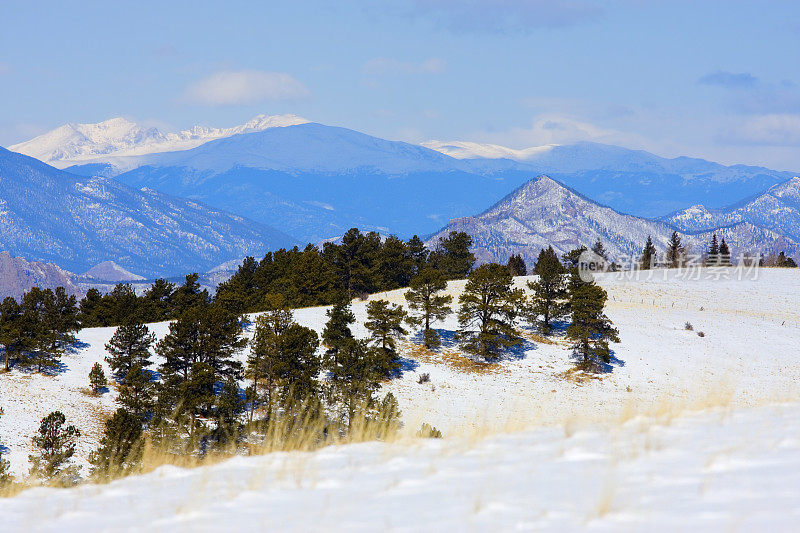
(400, 341, 503, 374)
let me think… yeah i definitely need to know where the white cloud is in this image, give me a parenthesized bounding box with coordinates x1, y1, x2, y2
(182, 70, 310, 106)
(363, 57, 446, 76)
(480, 114, 640, 148)
(718, 114, 800, 146)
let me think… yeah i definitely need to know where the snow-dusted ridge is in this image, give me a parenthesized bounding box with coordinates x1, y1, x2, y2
(8, 114, 310, 168)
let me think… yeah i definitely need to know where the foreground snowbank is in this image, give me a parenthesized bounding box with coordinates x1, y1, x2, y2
(3, 403, 800, 531)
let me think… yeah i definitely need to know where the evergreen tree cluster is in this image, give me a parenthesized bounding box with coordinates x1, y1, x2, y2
(0, 287, 78, 373)
(216, 229, 474, 315)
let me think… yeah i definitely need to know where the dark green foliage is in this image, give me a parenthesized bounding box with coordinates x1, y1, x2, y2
(326, 338, 385, 430)
(525, 246, 568, 334)
(565, 271, 620, 371)
(364, 299, 408, 376)
(321, 301, 356, 367)
(211, 377, 245, 444)
(507, 254, 527, 276)
(0, 296, 26, 371)
(247, 298, 321, 421)
(562, 246, 588, 269)
(89, 362, 107, 394)
(325, 228, 382, 297)
(117, 364, 156, 421)
(404, 268, 452, 349)
(89, 408, 144, 479)
(171, 273, 210, 316)
(640, 235, 657, 270)
(157, 304, 245, 384)
(406, 235, 429, 277)
(776, 251, 798, 267)
(456, 263, 523, 360)
(14, 287, 78, 373)
(718, 238, 731, 265)
(105, 320, 155, 380)
(141, 278, 175, 321)
(28, 411, 81, 482)
(378, 235, 415, 290)
(666, 231, 685, 267)
(709, 234, 720, 256)
(591, 239, 608, 260)
(429, 231, 475, 279)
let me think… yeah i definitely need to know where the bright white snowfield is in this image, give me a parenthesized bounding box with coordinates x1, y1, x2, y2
(2, 269, 800, 531)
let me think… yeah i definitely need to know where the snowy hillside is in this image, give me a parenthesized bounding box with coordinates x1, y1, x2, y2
(1, 269, 799, 529)
(0, 147, 296, 278)
(8, 114, 309, 168)
(428, 175, 800, 266)
(666, 177, 800, 240)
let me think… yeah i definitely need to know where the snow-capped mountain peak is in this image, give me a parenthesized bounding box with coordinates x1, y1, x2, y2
(421, 140, 557, 161)
(8, 114, 310, 167)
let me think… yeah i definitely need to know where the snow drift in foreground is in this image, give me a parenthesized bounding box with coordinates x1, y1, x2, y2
(4, 403, 800, 532)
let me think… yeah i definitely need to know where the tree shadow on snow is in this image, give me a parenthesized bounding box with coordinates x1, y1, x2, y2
(569, 349, 625, 374)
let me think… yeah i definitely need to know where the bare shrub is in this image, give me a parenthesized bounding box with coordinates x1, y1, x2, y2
(684, 322, 693, 331)
(697, 331, 705, 337)
(418, 373, 430, 384)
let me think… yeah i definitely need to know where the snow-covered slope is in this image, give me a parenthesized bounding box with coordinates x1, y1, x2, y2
(82, 261, 145, 282)
(666, 177, 800, 240)
(8, 114, 309, 168)
(1, 269, 800, 530)
(0, 252, 82, 299)
(0, 147, 297, 278)
(428, 175, 800, 266)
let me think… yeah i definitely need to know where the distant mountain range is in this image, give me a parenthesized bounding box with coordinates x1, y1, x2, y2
(428, 175, 800, 267)
(9, 114, 309, 168)
(0, 252, 82, 300)
(4, 116, 800, 278)
(0, 147, 295, 278)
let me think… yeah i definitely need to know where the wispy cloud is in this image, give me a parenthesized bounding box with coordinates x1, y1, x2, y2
(182, 70, 310, 106)
(717, 113, 800, 146)
(698, 70, 759, 89)
(363, 57, 446, 76)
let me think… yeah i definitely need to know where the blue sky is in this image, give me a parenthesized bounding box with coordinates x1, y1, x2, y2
(1, 0, 800, 169)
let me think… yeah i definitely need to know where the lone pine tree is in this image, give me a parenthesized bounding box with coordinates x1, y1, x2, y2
(364, 299, 408, 376)
(525, 246, 568, 334)
(456, 263, 523, 361)
(404, 268, 452, 349)
(105, 320, 156, 380)
(640, 235, 657, 270)
(565, 271, 620, 372)
(28, 411, 81, 482)
(430, 231, 476, 280)
(666, 231, 685, 268)
(89, 362, 107, 394)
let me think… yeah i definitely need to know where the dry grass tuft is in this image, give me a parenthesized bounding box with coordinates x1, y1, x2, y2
(401, 341, 503, 374)
(556, 367, 603, 384)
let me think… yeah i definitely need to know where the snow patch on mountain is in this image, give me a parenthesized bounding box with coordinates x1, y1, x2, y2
(421, 140, 557, 161)
(0, 252, 82, 299)
(82, 261, 145, 282)
(8, 114, 309, 168)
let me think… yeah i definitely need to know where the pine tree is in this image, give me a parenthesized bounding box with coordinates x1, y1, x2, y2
(525, 246, 568, 334)
(89, 408, 144, 479)
(28, 411, 81, 482)
(0, 296, 25, 371)
(562, 246, 588, 269)
(105, 320, 155, 380)
(406, 235, 429, 277)
(20, 288, 62, 373)
(404, 268, 452, 349)
(89, 362, 107, 394)
(709, 233, 720, 255)
(430, 231, 475, 280)
(640, 235, 657, 270)
(666, 231, 685, 268)
(247, 298, 294, 421)
(719, 238, 731, 266)
(170, 273, 210, 316)
(565, 271, 620, 371)
(277, 324, 321, 404)
(456, 263, 524, 360)
(117, 364, 156, 421)
(591, 239, 608, 260)
(507, 254, 527, 276)
(212, 377, 245, 443)
(321, 301, 356, 368)
(141, 278, 175, 321)
(327, 338, 384, 431)
(364, 299, 408, 376)
(377, 235, 413, 290)
(78, 288, 105, 327)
